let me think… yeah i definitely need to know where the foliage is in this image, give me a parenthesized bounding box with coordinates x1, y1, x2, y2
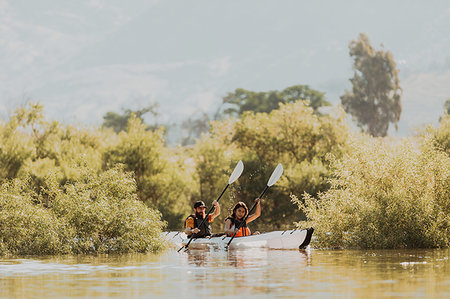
(293, 134, 450, 249)
(0, 103, 105, 186)
(0, 165, 167, 256)
(209, 101, 349, 230)
(180, 111, 210, 146)
(341, 33, 402, 137)
(428, 114, 450, 156)
(103, 116, 192, 229)
(0, 104, 171, 255)
(102, 104, 159, 133)
(0, 103, 41, 181)
(444, 99, 450, 115)
(220, 84, 330, 118)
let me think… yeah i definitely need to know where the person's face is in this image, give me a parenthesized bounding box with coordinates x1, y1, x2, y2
(195, 206, 206, 218)
(235, 207, 246, 220)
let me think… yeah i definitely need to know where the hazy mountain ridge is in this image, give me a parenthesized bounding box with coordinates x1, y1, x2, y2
(1, 0, 449, 137)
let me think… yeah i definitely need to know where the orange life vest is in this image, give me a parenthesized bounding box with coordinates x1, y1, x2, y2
(226, 217, 251, 237)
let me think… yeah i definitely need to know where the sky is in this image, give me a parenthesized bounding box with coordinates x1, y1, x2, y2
(1, 0, 450, 136)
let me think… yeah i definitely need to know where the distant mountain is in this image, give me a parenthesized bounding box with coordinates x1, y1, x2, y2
(1, 0, 449, 138)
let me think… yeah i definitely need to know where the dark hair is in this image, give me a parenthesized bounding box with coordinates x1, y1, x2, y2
(230, 201, 248, 219)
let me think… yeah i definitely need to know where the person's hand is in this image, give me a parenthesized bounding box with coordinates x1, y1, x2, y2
(255, 198, 261, 204)
(212, 200, 219, 207)
(191, 228, 200, 234)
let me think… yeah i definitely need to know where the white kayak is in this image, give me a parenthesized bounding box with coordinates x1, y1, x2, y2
(163, 228, 314, 250)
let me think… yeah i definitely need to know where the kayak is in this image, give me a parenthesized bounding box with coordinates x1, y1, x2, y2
(163, 227, 314, 250)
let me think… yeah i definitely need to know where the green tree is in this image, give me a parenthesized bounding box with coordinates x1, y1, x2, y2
(0, 104, 38, 181)
(102, 104, 158, 133)
(207, 101, 349, 230)
(103, 116, 192, 229)
(218, 85, 330, 118)
(341, 33, 402, 137)
(181, 111, 210, 146)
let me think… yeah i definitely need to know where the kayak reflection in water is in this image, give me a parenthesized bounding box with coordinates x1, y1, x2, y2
(224, 198, 261, 237)
(185, 200, 220, 238)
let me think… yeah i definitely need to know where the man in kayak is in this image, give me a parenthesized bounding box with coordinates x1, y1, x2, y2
(185, 200, 220, 238)
(224, 198, 261, 237)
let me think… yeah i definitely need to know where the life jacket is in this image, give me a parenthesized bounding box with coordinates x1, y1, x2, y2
(185, 214, 212, 238)
(225, 217, 251, 237)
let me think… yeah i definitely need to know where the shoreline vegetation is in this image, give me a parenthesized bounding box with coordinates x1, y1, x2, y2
(0, 103, 448, 255)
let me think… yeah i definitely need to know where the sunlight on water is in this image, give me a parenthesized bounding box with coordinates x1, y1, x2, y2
(0, 248, 448, 298)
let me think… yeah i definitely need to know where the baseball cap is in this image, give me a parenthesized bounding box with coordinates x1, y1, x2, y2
(193, 201, 206, 209)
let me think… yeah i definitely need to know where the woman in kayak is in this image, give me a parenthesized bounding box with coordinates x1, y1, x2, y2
(224, 198, 261, 237)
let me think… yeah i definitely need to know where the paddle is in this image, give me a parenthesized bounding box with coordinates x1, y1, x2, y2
(225, 163, 283, 249)
(178, 160, 244, 252)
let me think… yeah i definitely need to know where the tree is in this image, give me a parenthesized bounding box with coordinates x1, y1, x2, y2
(207, 101, 350, 230)
(181, 111, 210, 146)
(102, 104, 158, 133)
(444, 99, 450, 115)
(102, 116, 192, 229)
(341, 33, 402, 137)
(217, 84, 330, 118)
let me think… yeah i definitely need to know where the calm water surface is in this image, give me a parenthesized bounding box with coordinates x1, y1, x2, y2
(0, 248, 448, 298)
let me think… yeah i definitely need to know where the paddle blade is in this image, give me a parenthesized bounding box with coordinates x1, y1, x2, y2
(267, 163, 283, 186)
(228, 160, 244, 184)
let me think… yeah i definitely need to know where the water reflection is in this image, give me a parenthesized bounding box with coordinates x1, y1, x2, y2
(184, 247, 309, 269)
(0, 248, 448, 298)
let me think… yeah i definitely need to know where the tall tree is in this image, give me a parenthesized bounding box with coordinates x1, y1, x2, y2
(341, 33, 402, 137)
(444, 99, 450, 115)
(181, 111, 210, 146)
(217, 84, 330, 119)
(102, 104, 158, 133)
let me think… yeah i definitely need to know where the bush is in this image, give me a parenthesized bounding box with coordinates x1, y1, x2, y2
(0, 165, 167, 255)
(0, 178, 72, 255)
(428, 114, 450, 155)
(103, 116, 192, 229)
(293, 134, 450, 249)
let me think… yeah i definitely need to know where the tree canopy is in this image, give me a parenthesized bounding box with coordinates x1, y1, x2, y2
(219, 84, 330, 118)
(102, 104, 158, 133)
(341, 33, 402, 137)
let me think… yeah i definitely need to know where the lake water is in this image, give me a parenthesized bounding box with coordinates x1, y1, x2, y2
(0, 248, 448, 298)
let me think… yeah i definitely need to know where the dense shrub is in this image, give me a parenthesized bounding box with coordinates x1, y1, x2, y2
(0, 179, 71, 255)
(293, 133, 450, 249)
(428, 114, 450, 155)
(0, 165, 167, 256)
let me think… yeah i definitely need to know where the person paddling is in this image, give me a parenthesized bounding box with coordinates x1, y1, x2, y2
(185, 200, 220, 238)
(224, 198, 261, 237)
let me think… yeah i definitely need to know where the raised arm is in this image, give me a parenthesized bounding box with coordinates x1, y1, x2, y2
(209, 200, 220, 221)
(246, 198, 261, 223)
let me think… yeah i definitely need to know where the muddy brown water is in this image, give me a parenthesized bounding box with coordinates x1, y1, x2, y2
(0, 248, 448, 298)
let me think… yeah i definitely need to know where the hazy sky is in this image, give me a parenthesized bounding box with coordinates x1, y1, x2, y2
(1, 0, 449, 135)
